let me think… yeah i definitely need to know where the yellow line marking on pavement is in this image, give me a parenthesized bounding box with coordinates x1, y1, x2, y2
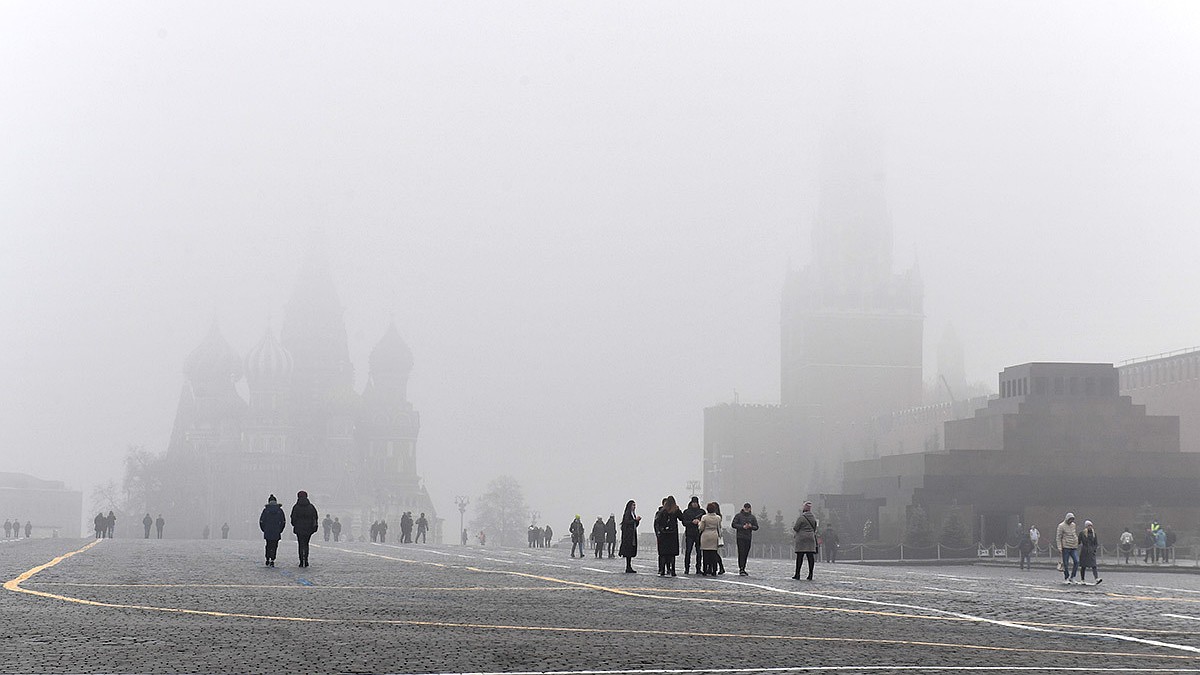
(27, 583, 590, 591)
(6, 541, 1200, 662)
(14, 538, 1200, 658)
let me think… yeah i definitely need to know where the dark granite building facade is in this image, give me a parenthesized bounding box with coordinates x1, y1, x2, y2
(832, 362, 1199, 547)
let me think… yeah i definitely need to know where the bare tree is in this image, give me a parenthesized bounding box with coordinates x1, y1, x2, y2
(471, 475, 528, 548)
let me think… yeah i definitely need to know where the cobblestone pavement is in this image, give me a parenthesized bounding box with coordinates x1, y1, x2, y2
(7, 537, 1200, 673)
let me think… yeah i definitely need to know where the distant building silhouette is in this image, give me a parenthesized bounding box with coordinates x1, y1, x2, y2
(164, 247, 440, 541)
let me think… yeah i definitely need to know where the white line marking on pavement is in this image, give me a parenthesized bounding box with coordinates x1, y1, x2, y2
(922, 586, 978, 595)
(1022, 597, 1097, 607)
(1163, 614, 1200, 621)
(546, 563, 571, 569)
(581, 567, 614, 574)
(415, 662, 1200, 667)
(1138, 585, 1200, 595)
(712, 578, 1200, 655)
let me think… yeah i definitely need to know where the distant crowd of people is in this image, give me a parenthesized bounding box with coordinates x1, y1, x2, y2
(553, 496, 823, 581)
(366, 512, 429, 543)
(3, 519, 32, 539)
(527, 523, 554, 548)
(1014, 515, 1179, 583)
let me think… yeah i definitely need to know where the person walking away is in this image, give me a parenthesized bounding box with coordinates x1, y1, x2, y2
(590, 517, 605, 558)
(416, 513, 429, 543)
(322, 515, 333, 542)
(259, 494, 286, 566)
(1143, 527, 1157, 564)
(681, 497, 705, 574)
(142, 514, 153, 539)
(730, 502, 760, 576)
(654, 496, 687, 576)
(461, 528, 468, 546)
(543, 524, 553, 548)
(3, 519, 9, 539)
(93, 513, 105, 539)
(1165, 528, 1177, 564)
(824, 525, 841, 563)
(619, 500, 642, 573)
(1029, 525, 1040, 558)
(221, 522, 229, 540)
(1119, 528, 1134, 565)
(1078, 520, 1102, 584)
(793, 502, 819, 580)
(379, 519, 389, 543)
(331, 517, 342, 542)
(23, 521, 31, 538)
(1155, 527, 1168, 564)
(290, 490, 319, 568)
(604, 514, 617, 558)
(1018, 529, 1034, 570)
(155, 515, 164, 539)
(1057, 513, 1079, 584)
(106, 511, 116, 538)
(569, 516, 586, 558)
(696, 502, 722, 575)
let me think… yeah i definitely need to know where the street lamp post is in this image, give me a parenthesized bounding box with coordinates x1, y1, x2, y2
(686, 479, 702, 500)
(455, 496, 469, 545)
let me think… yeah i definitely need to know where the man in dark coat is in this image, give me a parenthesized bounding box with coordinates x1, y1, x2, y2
(221, 522, 229, 540)
(590, 517, 605, 558)
(93, 513, 105, 539)
(823, 525, 840, 563)
(290, 490, 319, 568)
(331, 517, 342, 542)
(259, 495, 286, 567)
(142, 514, 153, 539)
(730, 502, 760, 576)
(543, 525, 553, 547)
(105, 511, 116, 538)
(416, 513, 429, 543)
(604, 514, 617, 558)
(379, 519, 389, 543)
(322, 515, 333, 542)
(681, 497, 705, 574)
(569, 516, 585, 558)
(155, 515, 165, 539)
(23, 521, 31, 538)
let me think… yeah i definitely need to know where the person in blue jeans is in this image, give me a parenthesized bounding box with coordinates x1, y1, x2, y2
(1056, 512, 1079, 584)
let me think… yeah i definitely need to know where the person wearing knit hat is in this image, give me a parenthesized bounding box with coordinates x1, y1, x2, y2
(290, 490, 319, 568)
(1079, 520, 1102, 584)
(1056, 512, 1079, 584)
(259, 494, 286, 567)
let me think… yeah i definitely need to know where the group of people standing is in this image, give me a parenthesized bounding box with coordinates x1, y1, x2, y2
(603, 496, 821, 581)
(527, 523, 553, 548)
(587, 516, 617, 557)
(3, 519, 31, 539)
(321, 515, 344, 542)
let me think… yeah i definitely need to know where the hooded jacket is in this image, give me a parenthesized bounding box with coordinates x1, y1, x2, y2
(1056, 519, 1078, 550)
(290, 497, 319, 536)
(260, 501, 286, 541)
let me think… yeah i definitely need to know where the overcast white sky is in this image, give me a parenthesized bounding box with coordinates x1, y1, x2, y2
(2, 2, 1199, 524)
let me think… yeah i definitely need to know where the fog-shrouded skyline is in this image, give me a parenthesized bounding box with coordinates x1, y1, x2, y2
(3, 2, 1200, 526)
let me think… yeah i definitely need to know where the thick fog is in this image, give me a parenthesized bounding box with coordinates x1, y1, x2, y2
(3, 2, 1199, 527)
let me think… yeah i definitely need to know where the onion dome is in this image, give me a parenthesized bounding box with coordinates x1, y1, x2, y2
(245, 326, 294, 387)
(184, 320, 243, 384)
(368, 322, 414, 380)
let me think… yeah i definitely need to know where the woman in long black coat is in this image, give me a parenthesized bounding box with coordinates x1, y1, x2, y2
(654, 495, 687, 577)
(618, 500, 641, 573)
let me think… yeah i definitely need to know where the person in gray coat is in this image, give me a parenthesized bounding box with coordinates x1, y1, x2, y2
(792, 501, 819, 580)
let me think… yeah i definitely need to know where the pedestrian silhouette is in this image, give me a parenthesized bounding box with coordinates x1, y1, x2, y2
(155, 515, 165, 539)
(259, 495, 285, 567)
(142, 514, 153, 539)
(290, 490, 318, 567)
(221, 522, 229, 540)
(331, 517, 342, 542)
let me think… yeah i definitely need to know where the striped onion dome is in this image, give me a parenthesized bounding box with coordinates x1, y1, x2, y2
(245, 327, 293, 387)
